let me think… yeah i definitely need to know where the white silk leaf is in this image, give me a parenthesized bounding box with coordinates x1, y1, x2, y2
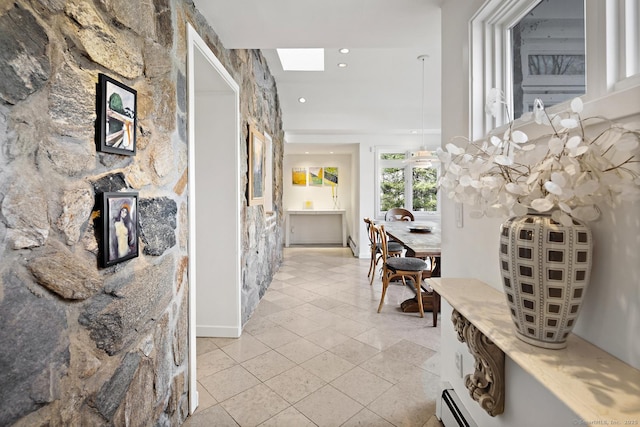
(531, 198, 554, 212)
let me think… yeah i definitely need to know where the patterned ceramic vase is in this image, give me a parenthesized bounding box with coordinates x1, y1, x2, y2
(498, 213, 593, 349)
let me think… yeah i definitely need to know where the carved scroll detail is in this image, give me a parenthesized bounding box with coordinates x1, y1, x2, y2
(451, 309, 505, 416)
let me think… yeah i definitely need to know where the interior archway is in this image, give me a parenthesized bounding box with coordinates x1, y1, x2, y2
(186, 24, 242, 414)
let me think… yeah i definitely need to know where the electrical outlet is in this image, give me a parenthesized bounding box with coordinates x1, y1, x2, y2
(455, 351, 463, 378)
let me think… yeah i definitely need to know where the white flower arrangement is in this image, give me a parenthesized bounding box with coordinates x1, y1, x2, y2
(437, 90, 640, 225)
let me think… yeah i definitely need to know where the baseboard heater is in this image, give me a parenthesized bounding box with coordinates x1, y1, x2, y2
(440, 389, 477, 427)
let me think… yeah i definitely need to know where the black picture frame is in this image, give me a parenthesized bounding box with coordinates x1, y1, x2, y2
(98, 73, 137, 155)
(101, 192, 139, 267)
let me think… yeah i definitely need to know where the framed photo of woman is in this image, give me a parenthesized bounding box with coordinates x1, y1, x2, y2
(101, 192, 139, 267)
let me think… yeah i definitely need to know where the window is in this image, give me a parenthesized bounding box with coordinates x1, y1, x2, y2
(470, 0, 639, 139)
(607, 0, 640, 89)
(377, 150, 439, 218)
(511, 0, 586, 119)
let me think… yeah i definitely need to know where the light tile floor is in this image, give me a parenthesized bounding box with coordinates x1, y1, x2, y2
(185, 247, 444, 427)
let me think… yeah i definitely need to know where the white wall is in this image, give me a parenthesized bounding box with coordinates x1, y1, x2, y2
(283, 152, 354, 245)
(440, 0, 640, 425)
(357, 141, 377, 257)
(194, 88, 240, 336)
(284, 153, 352, 211)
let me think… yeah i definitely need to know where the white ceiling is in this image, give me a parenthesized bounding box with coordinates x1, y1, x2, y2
(193, 0, 443, 153)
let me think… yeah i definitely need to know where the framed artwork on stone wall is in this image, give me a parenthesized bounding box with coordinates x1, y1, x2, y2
(101, 192, 139, 267)
(248, 124, 265, 206)
(98, 73, 137, 156)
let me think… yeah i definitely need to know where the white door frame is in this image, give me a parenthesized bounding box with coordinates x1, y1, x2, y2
(186, 24, 242, 415)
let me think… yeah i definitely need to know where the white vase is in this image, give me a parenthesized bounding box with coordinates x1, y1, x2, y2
(499, 213, 593, 349)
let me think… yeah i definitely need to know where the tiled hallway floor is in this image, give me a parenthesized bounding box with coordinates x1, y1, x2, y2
(185, 247, 444, 427)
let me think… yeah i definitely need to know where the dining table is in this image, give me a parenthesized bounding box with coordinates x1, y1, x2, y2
(379, 220, 441, 259)
(377, 220, 442, 326)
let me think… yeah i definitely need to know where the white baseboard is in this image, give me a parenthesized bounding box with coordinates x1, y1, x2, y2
(196, 325, 241, 338)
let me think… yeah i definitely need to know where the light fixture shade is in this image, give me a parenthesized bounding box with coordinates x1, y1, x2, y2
(412, 150, 432, 159)
(409, 150, 433, 167)
(406, 54, 434, 167)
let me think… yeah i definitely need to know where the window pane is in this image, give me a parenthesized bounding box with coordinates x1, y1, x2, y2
(380, 167, 404, 211)
(528, 54, 585, 75)
(380, 153, 405, 160)
(511, 0, 586, 119)
(412, 167, 438, 212)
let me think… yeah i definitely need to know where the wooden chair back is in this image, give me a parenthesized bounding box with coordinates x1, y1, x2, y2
(373, 224, 390, 262)
(385, 208, 414, 222)
(363, 217, 376, 247)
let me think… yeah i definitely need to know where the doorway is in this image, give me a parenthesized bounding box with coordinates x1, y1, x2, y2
(186, 24, 242, 414)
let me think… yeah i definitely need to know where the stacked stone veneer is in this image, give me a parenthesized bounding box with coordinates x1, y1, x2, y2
(0, 1, 284, 426)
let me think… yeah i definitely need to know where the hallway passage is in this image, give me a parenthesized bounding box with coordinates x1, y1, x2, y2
(186, 247, 443, 427)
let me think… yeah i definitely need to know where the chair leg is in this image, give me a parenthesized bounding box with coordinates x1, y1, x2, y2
(370, 255, 382, 285)
(367, 256, 375, 282)
(377, 274, 389, 313)
(414, 273, 424, 318)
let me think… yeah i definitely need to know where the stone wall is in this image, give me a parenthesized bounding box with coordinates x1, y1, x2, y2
(0, 1, 284, 425)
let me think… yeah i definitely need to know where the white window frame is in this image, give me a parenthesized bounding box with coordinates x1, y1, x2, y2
(375, 148, 441, 220)
(469, 0, 640, 141)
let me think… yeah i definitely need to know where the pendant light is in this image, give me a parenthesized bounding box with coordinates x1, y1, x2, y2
(409, 54, 432, 167)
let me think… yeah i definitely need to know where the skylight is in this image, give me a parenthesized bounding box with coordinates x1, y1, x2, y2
(276, 48, 324, 71)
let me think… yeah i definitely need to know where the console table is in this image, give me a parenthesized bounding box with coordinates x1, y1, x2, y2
(428, 278, 640, 426)
(285, 209, 347, 247)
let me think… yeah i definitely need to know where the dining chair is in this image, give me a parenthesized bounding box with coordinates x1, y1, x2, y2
(400, 254, 441, 326)
(384, 208, 414, 222)
(374, 224, 429, 318)
(364, 217, 404, 285)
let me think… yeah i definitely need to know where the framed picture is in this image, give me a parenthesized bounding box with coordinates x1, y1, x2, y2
(98, 73, 137, 155)
(292, 167, 307, 186)
(309, 167, 323, 186)
(248, 125, 265, 205)
(324, 167, 338, 185)
(101, 192, 139, 267)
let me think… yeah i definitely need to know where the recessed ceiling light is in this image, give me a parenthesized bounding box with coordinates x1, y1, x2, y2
(329, 151, 334, 154)
(339, 48, 349, 54)
(337, 63, 347, 68)
(305, 151, 310, 154)
(298, 97, 307, 103)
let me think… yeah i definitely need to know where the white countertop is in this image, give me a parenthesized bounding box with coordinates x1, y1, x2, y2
(429, 277, 640, 427)
(286, 209, 346, 213)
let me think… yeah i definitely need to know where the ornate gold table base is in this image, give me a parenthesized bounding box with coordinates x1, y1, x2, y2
(451, 309, 505, 416)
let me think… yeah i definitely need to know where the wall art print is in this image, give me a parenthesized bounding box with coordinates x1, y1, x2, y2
(102, 192, 139, 267)
(98, 73, 137, 155)
(292, 167, 307, 186)
(324, 167, 338, 185)
(309, 167, 323, 186)
(248, 124, 265, 205)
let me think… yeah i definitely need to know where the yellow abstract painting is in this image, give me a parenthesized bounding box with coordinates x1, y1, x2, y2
(292, 167, 307, 186)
